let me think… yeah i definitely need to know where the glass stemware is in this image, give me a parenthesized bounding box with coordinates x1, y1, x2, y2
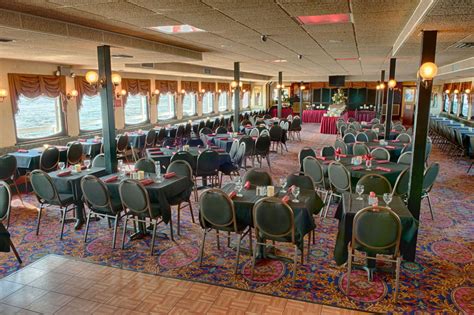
(292, 186, 300, 203)
(356, 184, 364, 200)
(365, 159, 372, 170)
(58, 162, 65, 170)
(280, 177, 287, 193)
(235, 182, 243, 197)
(84, 159, 91, 169)
(383, 193, 393, 207)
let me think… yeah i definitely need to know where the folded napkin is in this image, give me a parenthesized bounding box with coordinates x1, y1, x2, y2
(163, 172, 176, 179)
(150, 151, 164, 155)
(281, 195, 290, 204)
(78, 139, 86, 142)
(352, 166, 364, 171)
(316, 156, 327, 161)
(376, 166, 391, 172)
(103, 175, 118, 183)
(244, 181, 251, 190)
(385, 145, 396, 149)
(228, 191, 237, 199)
(338, 154, 348, 158)
(376, 160, 390, 164)
(391, 139, 400, 143)
(139, 178, 154, 186)
(209, 133, 216, 137)
(217, 137, 228, 141)
(57, 170, 72, 177)
(17, 149, 28, 153)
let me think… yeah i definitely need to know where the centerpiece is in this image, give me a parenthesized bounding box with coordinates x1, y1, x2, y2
(326, 88, 347, 117)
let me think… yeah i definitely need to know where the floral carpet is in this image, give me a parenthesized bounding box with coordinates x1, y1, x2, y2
(1, 124, 473, 314)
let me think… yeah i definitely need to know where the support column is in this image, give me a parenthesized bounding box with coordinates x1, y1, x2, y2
(97, 45, 117, 174)
(384, 59, 396, 139)
(278, 72, 282, 118)
(406, 30, 438, 261)
(377, 70, 385, 119)
(233, 62, 240, 133)
(299, 81, 304, 120)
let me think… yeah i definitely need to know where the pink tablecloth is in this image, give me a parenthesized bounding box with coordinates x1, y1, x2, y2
(320, 116, 339, 134)
(269, 107, 293, 118)
(356, 110, 376, 122)
(302, 110, 327, 123)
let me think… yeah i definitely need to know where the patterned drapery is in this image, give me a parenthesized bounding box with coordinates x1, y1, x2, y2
(155, 80, 178, 94)
(181, 81, 199, 93)
(242, 83, 251, 92)
(200, 82, 216, 93)
(121, 78, 151, 106)
(217, 82, 230, 92)
(74, 76, 98, 110)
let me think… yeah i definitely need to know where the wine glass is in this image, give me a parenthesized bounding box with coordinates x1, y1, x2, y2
(356, 184, 364, 200)
(365, 159, 372, 170)
(291, 186, 300, 203)
(58, 162, 65, 170)
(84, 159, 91, 169)
(235, 181, 243, 197)
(383, 193, 393, 207)
(280, 177, 287, 193)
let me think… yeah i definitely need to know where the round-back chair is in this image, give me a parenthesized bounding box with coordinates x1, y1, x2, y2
(371, 147, 391, 161)
(356, 174, 392, 195)
(67, 142, 83, 165)
(243, 168, 272, 186)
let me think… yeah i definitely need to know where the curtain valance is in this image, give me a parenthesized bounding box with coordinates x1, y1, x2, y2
(155, 80, 178, 94)
(74, 76, 98, 109)
(181, 81, 199, 93)
(200, 82, 216, 93)
(121, 78, 150, 106)
(242, 83, 251, 92)
(217, 82, 230, 91)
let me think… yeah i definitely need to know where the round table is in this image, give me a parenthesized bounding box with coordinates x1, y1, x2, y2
(302, 110, 327, 123)
(356, 110, 376, 122)
(320, 116, 340, 134)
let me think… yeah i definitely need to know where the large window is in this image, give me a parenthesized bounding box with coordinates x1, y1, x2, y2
(242, 91, 250, 109)
(443, 95, 450, 112)
(79, 95, 102, 131)
(15, 95, 64, 140)
(157, 93, 175, 120)
(218, 92, 228, 112)
(202, 92, 214, 114)
(451, 95, 458, 115)
(125, 94, 148, 125)
(461, 94, 469, 117)
(183, 92, 197, 116)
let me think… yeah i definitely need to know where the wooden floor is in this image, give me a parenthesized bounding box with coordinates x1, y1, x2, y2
(0, 255, 371, 315)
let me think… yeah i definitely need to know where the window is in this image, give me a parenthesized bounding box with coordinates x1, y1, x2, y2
(157, 93, 175, 120)
(461, 94, 469, 117)
(183, 92, 197, 116)
(443, 95, 450, 112)
(451, 95, 458, 115)
(125, 94, 148, 125)
(202, 92, 214, 114)
(218, 92, 228, 112)
(242, 91, 250, 109)
(79, 95, 102, 131)
(15, 95, 64, 140)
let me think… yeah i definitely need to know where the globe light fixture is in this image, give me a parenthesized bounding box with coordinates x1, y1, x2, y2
(388, 79, 397, 89)
(379, 83, 385, 89)
(230, 81, 238, 88)
(85, 70, 99, 85)
(111, 73, 122, 86)
(0, 88, 7, 102)
(419, 62, 438, 81)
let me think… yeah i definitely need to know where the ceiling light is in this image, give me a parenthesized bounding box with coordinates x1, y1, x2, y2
(85, 71, 99, 85)
(148, 25, 205, 34)
(111, 73, 122, 86)
(418, 62, 438, 81)
(297, 14, 352, 25)
(112, 54, 134, 59)
(272, 59, 287, 63)
(388, 79, 397, 89)
(261, 35, 268, 42)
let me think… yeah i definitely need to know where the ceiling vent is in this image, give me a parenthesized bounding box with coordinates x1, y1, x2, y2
(140, 63, 155, 69)
(0, 38, 15, 43)
(453, 42, 474, 49)
(112, 54, 134, 59)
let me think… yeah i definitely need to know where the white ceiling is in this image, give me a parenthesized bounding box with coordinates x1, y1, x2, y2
(0, 0, 472, 82)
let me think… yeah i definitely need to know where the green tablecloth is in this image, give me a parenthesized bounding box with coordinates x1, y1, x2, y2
(347, 141, 406, 162)
(333, 192, 418, 266)
(146, 147, 231, 170)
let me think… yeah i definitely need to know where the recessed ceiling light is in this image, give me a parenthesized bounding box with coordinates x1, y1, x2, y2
(297, 14, 352, 25)
(272, 59, 287, 63)
(0, 38, 16, 43)
(112, 54, 134, 59)
(148, 25, 205, 34)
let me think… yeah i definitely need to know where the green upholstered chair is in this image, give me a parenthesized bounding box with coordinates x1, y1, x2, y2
(220, 142, 246, 185)
(254, 135, 272, 171)
(156, 127, 167, 146)
(116, 134, 130, 163)
(298, 147, 316, 172)
(370, 118, 380, 124)
(239, 135, 256, 168)
(143, 129, 156, 153)
(334, 139, 348, 155)
(326, 162, 351, 217)
(0, 154, 24, 205)
(249, 128, 259, 137)
(40, 146, 60, 171)
(347, 206, 402, 301)
(422, 162, 439, 220)
(171, 150, 196, 171)
(119, 179, 168, 254)
(228, 140, 240, 161)
(393, 124, 406, 132)
(372, 123, 385, 133)
(91, 153, 105, 168)
(396, 133, 412, 143)
(167, 160, 195, 235)
(343, 133, 356, 144)
(397, 152, 412, 165)
(286, 174, 315, 191)
(195, 149, 220, 188)
(339, 124, 347, 136)
(364, 130, 377, 142)
(251, 197, 307, 285)
(303, 156, 329, 204)
(356, 174, 392, 196)
(199, 188, 251, 274)
(29, 170, 76, 240)
(269, 125, 285, 154)
(134, 158, 156, 173)
(392, 169, 410, 200)
(289, 117, 302, 141)
(321, 146, 335, 157)
(371, 147, 391, 161)
(216, 126, 228, 134)
(0, 181, 22, 263)
(67, 141, 83, 166)
(353, 143, 370, 156)
(355, 133, 369, 143)
(81, 175, 124, 248)
(243, 168, 272, 186)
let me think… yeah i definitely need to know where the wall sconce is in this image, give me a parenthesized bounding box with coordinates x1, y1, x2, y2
(67, 89, 78, 100)
(0, 88, 7, 102)
(418, 62, 438, 88)
(276, 84, 285, 89)
(180, 89, 186, 94)
(153, 89, 160, 95)
(465, 89, 471, 94)
(85, 70, 122, 88)
(218, 89, 222, 93)
(453, 89, 459, 94)
(444, 89, 450, 94)
(388, 79, 397, 89)
(300, 85, 306, 91)
(376, 85, 380, 90)
(116, 89, 127, 99)
(230, 81, 238, 88)
(379, 83, 385, 89)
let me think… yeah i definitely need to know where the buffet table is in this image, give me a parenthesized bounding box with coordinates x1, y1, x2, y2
(269, 106, 293, 118)
(302, 109, 327, 123)
(356, 110, 376, 122)
(320, 116, 340, 134)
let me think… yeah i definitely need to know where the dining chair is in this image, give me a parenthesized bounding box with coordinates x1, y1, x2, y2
(142, 129, 157, 156)
(215, 126, 228, 134)
(269, 125, 285, 154)
(393, 124, 406, 132)
(171, 150, 196, 170)
(286, 173, 315, 191)
(422, 162, 439, 220)
(353, 143, 370, 156)
(343, 133, 356, 144)
(195, 150, 220, 189)
(116, 134, 130, 163)
(29, 170, 76, 239)
(40, 146, 60, 171)
(0, 155, 24, 205)
(298, 147, 316, 172)
(303, 156, 329, 205)
(321, 146, 335, 157)
(392, 169, 410, 201)
(243, 168, 272, 186)
(355, 133, 369, 143)
(397, 152, 412, 165)
(0, 182, 22, 263)
(346, 205, 402, 302)
(249, 128, 259, 137)
(67, 142, 83, 166)
(81, 175, 124, 248)
(167, 160, 195, 235)
(199, 188, 251, 274)
(91, 154, 105, 168)
(156, 127, 167, 146)
(134, 158, 156, 173)
(334, 139, 348, 155)
(356, 174, 392, 195)
(371, 147, 391, 161)
(259, 129, 270, 137)
(239, 135, 256, 168)
(228, 140, 240, 162)
(119, 179, 170, 254)
(396, 133, 412, 143)
(326, 162, 351, 217)
(364, 130, 377, 142)
(289, 118, 302, 141)
(370, 118, 380, 124)
(254, 135, 272, 171)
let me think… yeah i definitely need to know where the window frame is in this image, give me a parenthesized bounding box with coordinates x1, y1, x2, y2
(78, 94, 103, 133)
(157, 92, 176, 121)
(13, 94, 67, 143)
(124, 93, 150, 126)
(182, 92, 197, 117)
(218, 91, 228, 112)
(202, 92, 214, 115)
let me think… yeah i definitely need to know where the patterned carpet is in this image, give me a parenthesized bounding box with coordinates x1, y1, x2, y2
(1, 124, 473, 314)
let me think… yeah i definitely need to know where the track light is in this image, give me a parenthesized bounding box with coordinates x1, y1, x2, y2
(297, 54, 303, 60)
(260, 35, 268, 42)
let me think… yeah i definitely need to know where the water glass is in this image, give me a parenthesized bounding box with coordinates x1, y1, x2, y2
(335, 154, 340, 162)
(58, 162, 65, 170)
(84, 159, 91, 169)
(365, 159, 372, 170)
(280, 177, 287, 193)
(292, 186, 300, 203)
(236, 182, 243, 197)
(383, 193, 393, 207)
(155, 161, 161, 175)
(356, 184, 364, 200)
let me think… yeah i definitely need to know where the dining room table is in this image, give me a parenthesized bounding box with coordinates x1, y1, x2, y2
(73, 138, 102, 158)
(355, 110, 376, 122)
(320, 116, 340, 134)
(126, 131, 147, 149)
(346, 140, 407, 162)
(333, 192, 418, 268)
(302, 109, 327, 123)
(9, 146, 68, 172)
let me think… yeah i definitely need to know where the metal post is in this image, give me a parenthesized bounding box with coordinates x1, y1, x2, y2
(406, 30, 438, 261)
(384, 59, 396, 139)
(378, 70, 385, 119)
(299, 81, 304, 120)
(277, 71, 282, 118)
(233, 62, 240, 133)
(97, 45, 117, 174)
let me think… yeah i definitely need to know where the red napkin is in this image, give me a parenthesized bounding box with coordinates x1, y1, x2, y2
(385, 145, 396, 149)
(377, 160, 390, 164)
(57, 170, 71, 177)
(252, 136, 258, 140)
(352, 166, 364, 171)
(391, 139, 400, 143)
(103, 175, 118, 183)
(209, 133, 216, 136)
(211, 146, 220, 149)
(376, 166, 391, 172)
(150, 151, 164, 155)
(244, 181, 251, 189)
(139, 178, 154, 186)
(163, 172, 176, 179)
(17, 149, 28, 153)
(281, 195, 290, 204)
(338, 154, 348, 158)
(78, 139, 86, 142)
(316, 156, 327, 161)
(228, 191, 237, 199)
(92, 139, 101, 143)
(217, 137, 228, 141)
(215, 149, 225, 152)
(287, 185, 296, 193)
(148, 148, 161, 152)
(245, 124, 252, 128)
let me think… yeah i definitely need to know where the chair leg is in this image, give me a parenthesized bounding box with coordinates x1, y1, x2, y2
(227, 231, 231, 247)
(36, 205, 43, 236)
(9, 240, 22, 264)
(177, 203, 181, 236)
(216, 230, 220, 250)
(394, 257, 401, 301)
(121, 217, 128, 249)
(112, 215, 119, 249)
(251, 241, 258, 280)
(307, 232, 311, 261)
(59, 207, 67, 240)
(188, 201, 195, 224)
(84, 210, 92, 243)
(150, 220, 158, 256)
(169, 217, 174, 241)
(11, 180, 24, 206)
(235, 234, 242, 274)
(324, 192, 333, 218)
(199, 229, 207, 266)
(293, 245, 298, 286)
(248, 228, 253, 256)
(346, 249, 352, 294)
(427, 194, 434, 220)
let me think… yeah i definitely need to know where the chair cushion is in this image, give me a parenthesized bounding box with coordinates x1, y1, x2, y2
(219, 162, 238, 175)
(56, 193, 75, 206)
